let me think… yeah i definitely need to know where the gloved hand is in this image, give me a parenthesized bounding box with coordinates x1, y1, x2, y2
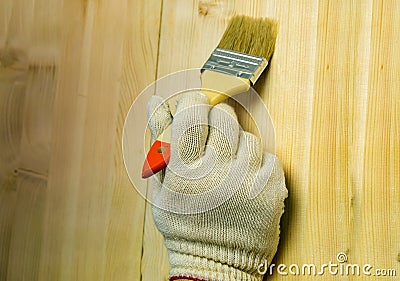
(147, 92, 287, 281)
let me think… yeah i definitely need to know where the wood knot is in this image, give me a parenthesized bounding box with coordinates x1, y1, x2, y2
(0, 48, 28, 70)
(198, 1, 218, 16)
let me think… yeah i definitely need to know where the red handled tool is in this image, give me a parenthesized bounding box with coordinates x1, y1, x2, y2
(142, 128, 171, 178)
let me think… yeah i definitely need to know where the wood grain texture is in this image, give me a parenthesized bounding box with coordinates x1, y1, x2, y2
(106, 0, 162, 280)
(0, 173, 18, 280)
(7, 174, 46, 281)
(144, 0, 400, 280)
(1, 0, 162, 280)
(0, 0, 60, 280)
(38, 0, 162, 280)
(0, 0, 399, 281)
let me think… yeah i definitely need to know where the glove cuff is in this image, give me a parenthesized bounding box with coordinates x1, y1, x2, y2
(166, 239, 267, 281)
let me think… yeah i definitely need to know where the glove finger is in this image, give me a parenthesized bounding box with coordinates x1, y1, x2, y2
(236, 130, 262, 168)
(248, 153, 288, 201)
(147, 95, 172, 141)
(247, 154, 287, 265)
(206, 103, 240, 159)
(171, 92, 210, 164)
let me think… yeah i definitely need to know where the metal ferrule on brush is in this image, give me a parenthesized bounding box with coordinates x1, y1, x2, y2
(201, 47, 268, 85)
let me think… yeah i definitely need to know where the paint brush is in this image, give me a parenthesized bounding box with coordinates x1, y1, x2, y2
(142, 15, 278, 178)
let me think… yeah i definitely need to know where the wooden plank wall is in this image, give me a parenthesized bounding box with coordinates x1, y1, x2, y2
(0, 0, 399, 281)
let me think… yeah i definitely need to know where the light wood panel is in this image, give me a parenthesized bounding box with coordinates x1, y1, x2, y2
(143, 0, 400, 280)
(306, 0, 373, 277)
(105, 0, 162, 280)
(263, 0, 320, 271)
(0, 0, 61, 280)
(0, 0, 399, 281)
(38, 0, 162, 280)
(362, 0, 400, 273)
(1, 0, 162, 280)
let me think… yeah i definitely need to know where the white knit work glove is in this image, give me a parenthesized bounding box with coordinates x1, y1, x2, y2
(147, 92, 287, 281)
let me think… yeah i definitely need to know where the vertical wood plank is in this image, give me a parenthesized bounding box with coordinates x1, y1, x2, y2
(39, 0, 125, 279)
(361, 0, 400, 272)
(262, 0, 319, 272)
(105, 0, 163, 280)
(1, 1, 61, 280)
(38, 0, 163, 280)
(304, 2, 376, 280)
(37, 2, 86, 279)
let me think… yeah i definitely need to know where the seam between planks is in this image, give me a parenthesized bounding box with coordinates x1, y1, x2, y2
(140, 1, 164, 280)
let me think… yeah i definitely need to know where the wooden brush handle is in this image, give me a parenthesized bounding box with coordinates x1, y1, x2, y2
(167, 71, 251, 116)
(200, 70, 251, 105)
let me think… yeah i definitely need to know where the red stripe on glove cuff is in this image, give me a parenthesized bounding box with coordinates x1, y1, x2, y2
(170, 276, 207, 281)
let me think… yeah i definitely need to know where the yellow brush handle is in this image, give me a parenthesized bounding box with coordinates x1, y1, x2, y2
(166, 70, 251, 116)
(200, 70, 251, 105)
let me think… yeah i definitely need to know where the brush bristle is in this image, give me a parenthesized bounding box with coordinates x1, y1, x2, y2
(218, 15, 278, 60)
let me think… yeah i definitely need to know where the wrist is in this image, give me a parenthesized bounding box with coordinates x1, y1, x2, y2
(171, 277, 207, 281)
(168, 250, 264, 281)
